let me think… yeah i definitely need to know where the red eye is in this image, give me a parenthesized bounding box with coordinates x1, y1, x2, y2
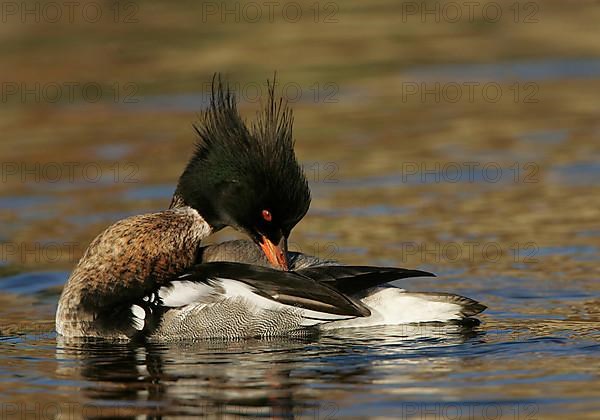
(262, 209, 272, 222)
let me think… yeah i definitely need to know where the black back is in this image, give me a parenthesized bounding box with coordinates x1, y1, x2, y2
(181, 262, 436, 318)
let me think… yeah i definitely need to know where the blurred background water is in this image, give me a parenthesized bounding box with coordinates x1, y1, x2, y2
(0, 0, 599, 418)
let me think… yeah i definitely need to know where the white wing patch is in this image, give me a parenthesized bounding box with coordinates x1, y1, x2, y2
(131, 304, 146, 331)
(158, 280, 213, 307)
(214, 278, 356, 326)
(154, 278, 357, 330)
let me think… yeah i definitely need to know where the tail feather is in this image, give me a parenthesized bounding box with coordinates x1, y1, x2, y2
(321, 286, 486, 330)
(403, 292, 487, 318)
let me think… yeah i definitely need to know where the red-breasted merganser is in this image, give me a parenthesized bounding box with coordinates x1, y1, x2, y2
(56, 77, 485, 340)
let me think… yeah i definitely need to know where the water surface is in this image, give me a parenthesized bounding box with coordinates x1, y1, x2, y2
(1, 0, 600, 418)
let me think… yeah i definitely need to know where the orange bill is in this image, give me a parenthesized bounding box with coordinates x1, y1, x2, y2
(259, 235, 289, 271)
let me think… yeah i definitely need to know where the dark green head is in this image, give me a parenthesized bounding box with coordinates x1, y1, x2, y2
(173, 75, 311, 269)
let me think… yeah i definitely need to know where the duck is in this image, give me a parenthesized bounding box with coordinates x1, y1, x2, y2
(56, 76, 485, 341)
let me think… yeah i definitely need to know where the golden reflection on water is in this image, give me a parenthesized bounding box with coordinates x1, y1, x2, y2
(1, 0, 600, 417)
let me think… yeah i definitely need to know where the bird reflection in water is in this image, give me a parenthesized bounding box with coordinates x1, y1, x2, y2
(55, 324, 482, 418)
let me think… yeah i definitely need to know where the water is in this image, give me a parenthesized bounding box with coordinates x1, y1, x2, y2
(2, 1, 600, 417)
(1, 150, 598, 418)
(3, 138, 600, 418)
(1, 311, 598, 417)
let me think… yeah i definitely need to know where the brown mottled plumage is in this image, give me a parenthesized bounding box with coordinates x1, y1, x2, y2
(56, 207, 211, 339)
